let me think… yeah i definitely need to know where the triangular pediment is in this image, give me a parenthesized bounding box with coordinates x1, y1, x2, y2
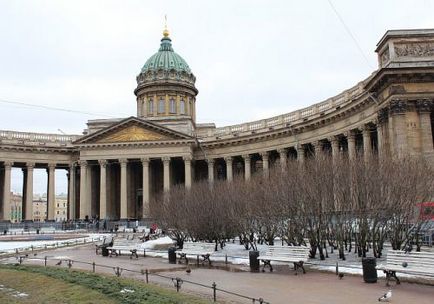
(97, 125, 169, 143)
(74, 117, 193, 145)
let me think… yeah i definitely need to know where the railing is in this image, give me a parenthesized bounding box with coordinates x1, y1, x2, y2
(202, 79, 369, 139)
(13, 256, 270, 303)
(0, 130, 79, 146)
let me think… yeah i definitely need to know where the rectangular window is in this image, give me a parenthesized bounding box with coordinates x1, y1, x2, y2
(180, 100, 185, 114)
(148, 98, 154, 114)
(158, 98, 165, 113)
(169, 98, 176, 113)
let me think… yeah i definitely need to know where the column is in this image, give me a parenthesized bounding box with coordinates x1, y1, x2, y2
(225, 156, 233, 182)
(278, 148, 287, 170)
(183, 156, 192, 189)
(261, 152, 269, 176)
(79, 161, 88, 219)
(137, 99, 142, 117)
(377, 108, 389, 159)
(330, 137, 339, 163)
(389, 99, 408, 157)
(296, 145, 305, 163)
(362, 126, 372, 162)
(24, 162, 34, 221)
(120, 159, 128, 219)
(207, 159, 214, 183)
(347, 132, 356, 161)
(68, 163, 76, 220)
(141, 158, 150, 218)
(312, 141, 322, 157)
(47, 164, 56, 221)
(162, 157, 171, 191)
(2, 161, 12, 221)
(99, 160, 107, 219)
(417, 99, 434, 155)
(242, 155, 251, 180)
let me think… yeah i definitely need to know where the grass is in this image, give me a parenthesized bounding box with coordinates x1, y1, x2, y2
(0, 264, 212, 304)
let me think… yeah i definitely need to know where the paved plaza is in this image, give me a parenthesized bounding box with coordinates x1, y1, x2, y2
(8, 244, 434, 304)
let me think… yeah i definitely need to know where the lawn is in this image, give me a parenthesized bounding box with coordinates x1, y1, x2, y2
(0, 264, 211, 304)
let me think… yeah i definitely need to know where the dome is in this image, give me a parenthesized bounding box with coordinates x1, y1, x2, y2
(141, 35, 191, 74)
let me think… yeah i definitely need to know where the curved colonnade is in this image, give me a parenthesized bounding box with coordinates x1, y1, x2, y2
(0, 29, 433, 222)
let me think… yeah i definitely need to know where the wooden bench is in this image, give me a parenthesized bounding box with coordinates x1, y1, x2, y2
(176, 242, 215, 265)
(95, 235, 114, 255)
(258, 246, 310, 274)
(107, 238, 142, 259)
(376, 250, 434, 286)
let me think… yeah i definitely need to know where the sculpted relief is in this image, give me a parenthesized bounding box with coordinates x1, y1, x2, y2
(97, 125, 169, 143)
(380, 49, 390, 66)
(394, 42, 434, 58)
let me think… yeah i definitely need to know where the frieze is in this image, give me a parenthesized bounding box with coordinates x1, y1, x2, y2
(394, 42, 434, 58)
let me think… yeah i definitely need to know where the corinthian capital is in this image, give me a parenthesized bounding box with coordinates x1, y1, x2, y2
(389, 99, 407, 115)
(416, 99, 433, 113)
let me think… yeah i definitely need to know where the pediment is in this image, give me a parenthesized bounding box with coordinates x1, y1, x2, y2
(96, 125, 169, 143)
(74, 117, 193, 145)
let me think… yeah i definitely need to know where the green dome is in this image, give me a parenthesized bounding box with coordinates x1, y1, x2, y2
(141, 36, 191, 74)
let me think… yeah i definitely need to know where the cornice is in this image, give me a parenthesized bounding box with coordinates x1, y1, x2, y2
(75, 139, 196, 150)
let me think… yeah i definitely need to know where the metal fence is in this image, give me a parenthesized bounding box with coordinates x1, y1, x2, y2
(15, 256, 270, 304)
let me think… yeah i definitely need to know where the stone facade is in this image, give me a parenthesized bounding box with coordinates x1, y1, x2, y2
(0, 29, 433, 222)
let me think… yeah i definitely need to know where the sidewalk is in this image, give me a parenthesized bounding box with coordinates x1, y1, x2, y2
(10, 244, 434, 304)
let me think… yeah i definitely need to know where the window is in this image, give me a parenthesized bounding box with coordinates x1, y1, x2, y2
(180, 99, 185, 114)
(158, 97, 165, 113)
(148, 98, 154, 114)
(169, 98, 176, 113)
(57, 211, 59, 214)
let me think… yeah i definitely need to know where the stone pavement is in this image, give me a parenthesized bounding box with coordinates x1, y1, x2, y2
(11, 244, 434, 304)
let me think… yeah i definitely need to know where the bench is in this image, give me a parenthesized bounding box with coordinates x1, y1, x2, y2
(376, 250, 434, 286)
(258, 245, 310, 274)
(40, 227, 56, 234)
(136, 226, 149, 233)
(8, 228, 24, 235)
(107, 238, 142, 259)
(95, 235, 114, 255)
(176, 242, 215, 265)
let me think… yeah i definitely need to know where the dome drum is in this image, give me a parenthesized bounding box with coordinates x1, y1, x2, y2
(135, 30, 198, 122)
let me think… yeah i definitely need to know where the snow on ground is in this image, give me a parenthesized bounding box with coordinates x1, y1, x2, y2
(2, 233, 433, 281)
(0, 284, 29, 298)
(0, 233, 105, 253)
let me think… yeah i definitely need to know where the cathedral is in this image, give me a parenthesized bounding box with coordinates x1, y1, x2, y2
(0, 28, 433, 222)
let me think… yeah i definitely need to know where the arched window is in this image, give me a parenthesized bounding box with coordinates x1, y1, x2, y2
(148, 98, 154, 114)
(169, 98, 176, 114)
(158, 97, 165, 113)
(180, 99, 186, 114)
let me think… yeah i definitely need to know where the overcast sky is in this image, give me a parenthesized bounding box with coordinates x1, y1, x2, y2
(1, 0, 433, 194)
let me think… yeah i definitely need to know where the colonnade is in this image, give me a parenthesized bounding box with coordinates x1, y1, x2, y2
(205, 124, 380, 183)
(75, 156, 193, 221)
(0, 162, 67, 222)
(0, 101, 433, 221)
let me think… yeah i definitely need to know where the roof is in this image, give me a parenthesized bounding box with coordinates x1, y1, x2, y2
(140, 36, 191, 74)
